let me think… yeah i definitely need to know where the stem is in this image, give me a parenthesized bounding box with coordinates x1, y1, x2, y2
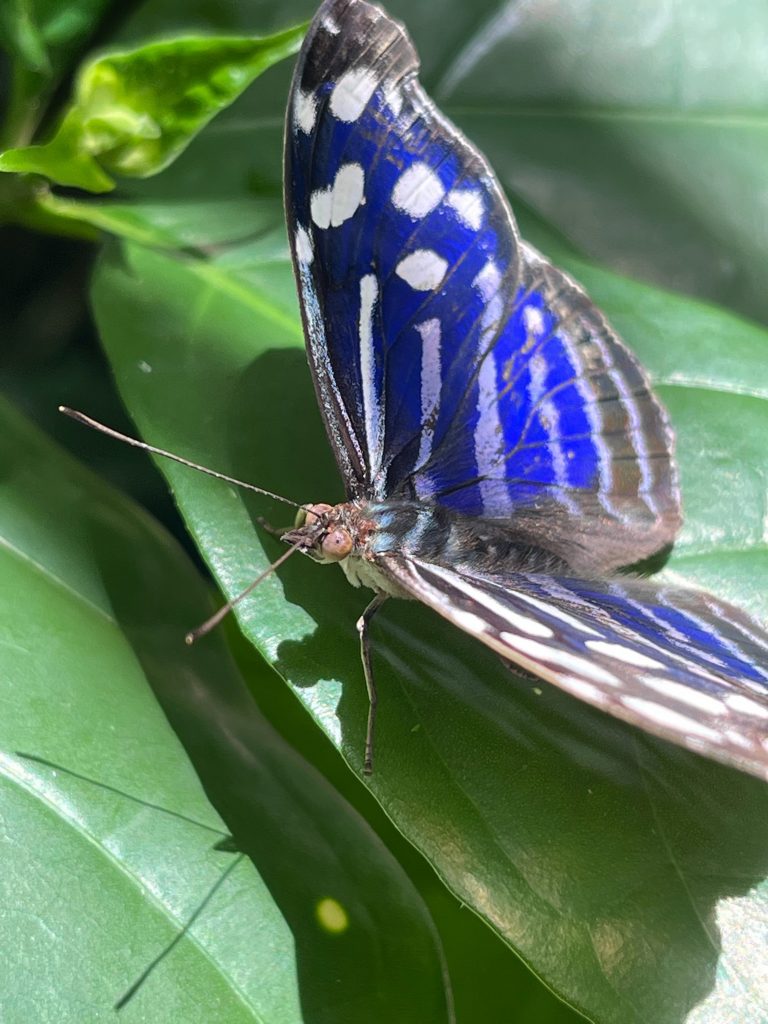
(1, 61, 44, 149)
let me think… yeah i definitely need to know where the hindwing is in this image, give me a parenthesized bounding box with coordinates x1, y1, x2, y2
(380, 552, 768, 780)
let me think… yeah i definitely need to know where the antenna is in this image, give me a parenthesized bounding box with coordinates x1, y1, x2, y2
(60, 406, 311, 642)
(59, 406, 303, 511)
(185, 542, 304, 644)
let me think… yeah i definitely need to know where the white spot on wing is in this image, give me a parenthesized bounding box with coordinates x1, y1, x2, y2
(424, 563, 554, 639)
(515, 586, 602, 636)
(528, 352, 547, 395)
(384, 81, 403, 116)
(586, 640, 663, 669)
(620, 697, 723, 743)
(311, 163, 365, 229)
(330, 68, 377, 122)
(499, 620, 554, 641)
(322, 14, 340, 34)
(295, 225, 313, 265)
(724, 729, 754, 751)
(293, 89, 317, 134)
(359, 274, 383, 477)
(330, 163, 365, 227)
(512, 636, 622, 686)
(415, 319, 442, 473)
(522, 304, 544, 336)
(310, 191, 332, 231)
(446, 188, 484, 230)
(392, 163, 445, 219)
(559, 677, 609, 706)
(476, 353, 502, 500)
(452, 609, 490, 634)
(725, 693, 768, 719)
(472, 261, 505, 506)
(396, 250, 448, 291)
(639, 675, 724, 715)
(474, 261, 503, 308)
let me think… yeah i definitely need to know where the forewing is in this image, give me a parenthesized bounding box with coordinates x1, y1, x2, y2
(380, 553, 768, 781)
(285, 0, 680, 569)
(285, 0, 414, 493)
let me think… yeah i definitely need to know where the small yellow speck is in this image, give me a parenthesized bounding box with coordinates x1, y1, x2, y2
(315, 897, 349, 934)
(533, 687, 542, 696)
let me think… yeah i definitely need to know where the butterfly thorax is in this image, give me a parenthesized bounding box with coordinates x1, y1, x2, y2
(282, 499, 570, 597)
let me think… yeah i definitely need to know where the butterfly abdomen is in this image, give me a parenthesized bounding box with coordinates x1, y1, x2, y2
(364, 501, 572, 577)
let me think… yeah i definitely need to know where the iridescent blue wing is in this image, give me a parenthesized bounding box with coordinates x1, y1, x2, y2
(381, 554, 768, 780)
(285, 0, 681, 573)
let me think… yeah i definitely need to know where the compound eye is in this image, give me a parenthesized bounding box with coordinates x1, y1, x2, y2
(304, 502, 333, 526)
(321, 528, 353, 561)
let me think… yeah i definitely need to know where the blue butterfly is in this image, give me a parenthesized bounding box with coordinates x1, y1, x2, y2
(283, 0, 768, 778)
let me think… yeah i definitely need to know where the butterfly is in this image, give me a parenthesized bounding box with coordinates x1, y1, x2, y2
(282, 0, 768, 779)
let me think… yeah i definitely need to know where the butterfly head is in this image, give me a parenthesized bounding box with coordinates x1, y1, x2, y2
(283, 502, 365, 564)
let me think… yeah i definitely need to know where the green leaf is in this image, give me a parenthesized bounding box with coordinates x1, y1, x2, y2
(0, 27, 304, 191)
(0, 396, 452, 1022)
(91, 219, 768, 1023)
(0, 111, 115, 190)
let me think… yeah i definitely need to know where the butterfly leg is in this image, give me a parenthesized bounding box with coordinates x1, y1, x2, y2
(256, 516, 293, 538)
(357, 593, 388, 775)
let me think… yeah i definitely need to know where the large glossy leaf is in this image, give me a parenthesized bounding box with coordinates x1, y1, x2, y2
(0, 397, 452, 1022)
(0, 27, 304, 192)
(90, 212, 768, 1023)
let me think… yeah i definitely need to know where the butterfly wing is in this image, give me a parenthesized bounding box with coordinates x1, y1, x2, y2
(380, 552, 768, 780)
(285, 0, 681, 572)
